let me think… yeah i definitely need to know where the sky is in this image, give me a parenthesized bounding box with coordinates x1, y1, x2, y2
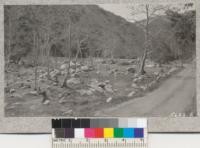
(98, 3, 195, 22)
(98, 4, 132, 21)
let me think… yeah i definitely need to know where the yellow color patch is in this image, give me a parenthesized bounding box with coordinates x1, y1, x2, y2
(104, 128, 114, 138)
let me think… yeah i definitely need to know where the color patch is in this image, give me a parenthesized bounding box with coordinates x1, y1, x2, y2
(123, 128, 134, 138)
(85, 128, 95, 138)
(52, 119, 61, 128)
(95, 128, 104, 138)
(134, 128, 144, 138)
(114, 128, 123, 138)
(72, 119, 81, 128)
(54, 128, 65, 138)
(118, 118, 128, 128)
(62, 119, 71, 128)
(104, 128, 114, 138)
(74, 128, 84, 138)
(80, 119, 90, 128)
(65, 128, 74, 138)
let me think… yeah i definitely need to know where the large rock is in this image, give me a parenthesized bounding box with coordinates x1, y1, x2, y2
(131, 83, 138, 88)
(43, 99, 50, 105)
(140, 85, 147, 91)
(9, 88, 15, 94)
(105, 84, 113, 93)
(77, 89, 93, 96)
(50, 69, 60, 78)
(67, 78, 80, 85)
(119, 61, 131, 66)
(127, 67, 136, 73)
(89, 79, 104, 93)
(59, 97, 66, 104)
(81, 65, 94, 72)
(106, 97, 112, 103)
(71, 73, 80, 78)
(60, 64, 68, 70)
(167, 67, 177, 75)
(11, 93, 22, 99)
(28, 90, 38, 96)
(127, 91, 136, 97)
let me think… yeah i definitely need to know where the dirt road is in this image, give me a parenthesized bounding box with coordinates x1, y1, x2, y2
(95, 64, 196, 117)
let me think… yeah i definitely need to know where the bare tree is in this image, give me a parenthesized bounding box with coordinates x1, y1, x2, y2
(74, 39, 81, 72)
(130, 4, 169, 75)
(33, 31, 39, 90)
(62, 13, 72, 88)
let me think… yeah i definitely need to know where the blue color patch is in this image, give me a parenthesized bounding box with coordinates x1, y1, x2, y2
(123, 128, 134, 138)
(134, 128, 144, 138)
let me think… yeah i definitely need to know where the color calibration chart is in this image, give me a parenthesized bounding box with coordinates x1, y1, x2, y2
(52, 118, 147, 148)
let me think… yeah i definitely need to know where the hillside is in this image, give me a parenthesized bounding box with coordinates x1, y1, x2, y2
(4, 5, 145, 60)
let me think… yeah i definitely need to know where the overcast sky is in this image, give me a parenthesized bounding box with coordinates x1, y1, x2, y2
(98, 3, 195, 22)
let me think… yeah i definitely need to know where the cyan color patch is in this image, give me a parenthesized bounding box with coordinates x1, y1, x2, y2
(123, 128, 134, 138)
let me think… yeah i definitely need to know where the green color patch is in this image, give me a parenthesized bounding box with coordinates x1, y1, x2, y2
(114, 128, 123, 138)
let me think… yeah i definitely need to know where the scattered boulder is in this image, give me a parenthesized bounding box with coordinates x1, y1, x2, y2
(109, 59, 116, 64)
(98, 83, 106, 89)
(106, 97, 112, 103)
(62, 110, 72, 115)
(43, 99, 50, 105)
(109, 69, 118, 74)
(131, 83, 138, 88)
(89, 79, 104, 93)
(9, 89, 15, 94)
(50, 69, 61, 78)
(78, 89, 93, 96)
(101, 60, 107, 64)
(105, 84, 113, 93)
(148, 81, 156, 88)
(81, 65, 89, 71)
(59, 97, 66, 104)
(105, 80, 110, 84)
(29, 90, 38, 96)
(119, 61, 131, 66)
(11, 93, 22, 99)
(140, 85, 147, 91)
(156, 75, 161, 81)
(96, 71, 100, 74)
(70, 69, 76, 74)
(21, 83, 31, 89)
(167, 67, 177, 75)
(60, 64, 68, 70)
(153, 71, 159, 76)
(71, 73, 79, 78)
(127, 67, 136, 73)
(67, 78, 80, 85)
(128, 91, 136, 97)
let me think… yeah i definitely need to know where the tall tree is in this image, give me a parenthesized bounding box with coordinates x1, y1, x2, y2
(166, 5, 195, 66)
(130, 4, 169, 75)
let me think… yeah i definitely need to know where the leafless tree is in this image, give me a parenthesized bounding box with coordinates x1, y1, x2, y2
(33, 31, 39, 90)
(130, 4, 169, 75)
(62, 12, 72, 88)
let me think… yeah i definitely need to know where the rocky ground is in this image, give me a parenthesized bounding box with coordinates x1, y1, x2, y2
(4, 58, 183, 117)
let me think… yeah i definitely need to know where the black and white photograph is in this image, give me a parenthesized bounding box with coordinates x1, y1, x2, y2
(4, 3, 196, 117)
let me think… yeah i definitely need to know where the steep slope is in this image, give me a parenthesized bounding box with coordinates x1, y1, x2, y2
(4, 5, 145, 60)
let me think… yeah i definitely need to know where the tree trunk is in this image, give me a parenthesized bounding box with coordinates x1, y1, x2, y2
(33, 31, 38, 90)
(46, 33, 50, 80)
(138, 4, 149, 75)
(62, 19, 71, 88)
(74, 39, 81, 72)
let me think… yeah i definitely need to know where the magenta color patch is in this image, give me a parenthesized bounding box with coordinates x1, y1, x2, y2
(84, 128, 95, 138)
